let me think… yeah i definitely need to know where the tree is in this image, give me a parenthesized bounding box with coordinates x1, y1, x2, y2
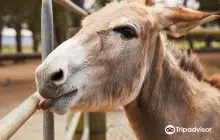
(4, 0, 31, 53)
(2, 0, 41, 53)
(0, 0, 9, 53)
(0, 20, 3, 53)
(24, 0, 41, 52)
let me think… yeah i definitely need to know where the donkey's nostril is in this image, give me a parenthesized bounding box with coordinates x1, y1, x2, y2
(51, 69, 64, 81)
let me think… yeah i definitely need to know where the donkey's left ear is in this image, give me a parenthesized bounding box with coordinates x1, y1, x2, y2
(153, 7, 220, 38)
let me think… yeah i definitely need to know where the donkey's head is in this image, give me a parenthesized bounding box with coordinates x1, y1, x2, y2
(35, 0, 219, 114)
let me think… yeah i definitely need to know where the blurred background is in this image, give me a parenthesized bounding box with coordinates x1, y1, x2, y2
(0, 0, 219, 140)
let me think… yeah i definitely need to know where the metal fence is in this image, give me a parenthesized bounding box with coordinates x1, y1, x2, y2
(0, 0, 100, 140)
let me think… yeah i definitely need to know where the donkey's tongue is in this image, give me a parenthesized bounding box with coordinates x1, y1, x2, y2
(39, 96, 47, 109)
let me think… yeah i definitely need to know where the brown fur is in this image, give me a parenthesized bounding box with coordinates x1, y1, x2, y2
(208, 75, 220, 90)
(174, 50, 205, 81)
(174, 49, 220, 90)
(124, 33, 220, 140)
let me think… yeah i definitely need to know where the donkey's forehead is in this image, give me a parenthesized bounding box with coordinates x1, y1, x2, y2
(82, 2, 152, 29)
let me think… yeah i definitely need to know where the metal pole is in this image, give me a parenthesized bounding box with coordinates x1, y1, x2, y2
(0, 92, 40, 140)
(89, 113, 106, 140)
(41, 0, 54, 59)
(73, 113, 106, 140)
(41, 0, 55, 140)
(43, 112, 54, 140)
(53, 0, 88, 16)
(81, 113, 90, 140)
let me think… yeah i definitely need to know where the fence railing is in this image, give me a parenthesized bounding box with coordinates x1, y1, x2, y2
(0, 0, 92, 140)
(0, 92, 40, 140)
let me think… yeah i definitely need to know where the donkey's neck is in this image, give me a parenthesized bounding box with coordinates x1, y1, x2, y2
(124, 35, 195, 140)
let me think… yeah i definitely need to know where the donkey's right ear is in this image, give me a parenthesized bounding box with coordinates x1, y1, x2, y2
(153, 7, 220, 38)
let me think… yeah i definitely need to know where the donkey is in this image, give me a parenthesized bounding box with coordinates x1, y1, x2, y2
(35, 0, 220, 139)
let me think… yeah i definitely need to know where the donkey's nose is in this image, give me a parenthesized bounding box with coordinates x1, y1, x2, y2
(35, 60, 68, 98)
(36, 64, 68, 85)
(50, 69, 64, 82)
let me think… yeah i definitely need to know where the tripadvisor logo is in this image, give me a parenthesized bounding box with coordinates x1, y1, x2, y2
(165, 125, 175, 135)
(165, 125, 212, 135)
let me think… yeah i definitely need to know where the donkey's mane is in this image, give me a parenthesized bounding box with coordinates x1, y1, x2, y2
(160, 32, 205, 82)
(168, 43, 220, 90)
(173, 49, 205, 81)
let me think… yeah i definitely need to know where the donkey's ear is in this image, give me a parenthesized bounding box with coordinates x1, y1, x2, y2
(154, 7, 220, 38)
(128, 0, 154, 6)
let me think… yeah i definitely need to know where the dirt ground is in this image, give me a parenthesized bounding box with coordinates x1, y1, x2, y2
(0, 60, 136, 140)
(0, 60, 40, 117)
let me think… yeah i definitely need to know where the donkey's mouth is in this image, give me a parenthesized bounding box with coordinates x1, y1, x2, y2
(39, 89, 78, 110)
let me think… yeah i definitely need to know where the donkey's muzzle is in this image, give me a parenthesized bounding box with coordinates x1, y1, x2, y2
(35, 58, 68, 99)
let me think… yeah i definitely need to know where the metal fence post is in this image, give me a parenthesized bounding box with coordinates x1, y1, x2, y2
(89, 113, 106, 140)
(41, 0, 55, 140)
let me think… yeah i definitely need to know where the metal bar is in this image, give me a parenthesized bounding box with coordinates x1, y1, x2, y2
(65, 112, 82, 140)
(41, 0, 54, 59)
(53, 0, 88, 16)
(169, 29, 220, 41)
(81, 113, 90, 140)
(90, 113, 106, 140)
(43, 112, 54, 140)
(41, 0, 55, 140)
(0, 92, 40, 140)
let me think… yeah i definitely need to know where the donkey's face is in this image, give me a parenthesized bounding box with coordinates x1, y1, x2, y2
(35, 0, 219, 114)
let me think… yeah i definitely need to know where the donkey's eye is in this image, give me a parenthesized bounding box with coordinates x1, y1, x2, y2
(113, 26, 137, 39)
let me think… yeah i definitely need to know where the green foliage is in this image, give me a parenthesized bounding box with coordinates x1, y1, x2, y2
(2, 45, 39, 54)
(176, 41, 220, 49)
